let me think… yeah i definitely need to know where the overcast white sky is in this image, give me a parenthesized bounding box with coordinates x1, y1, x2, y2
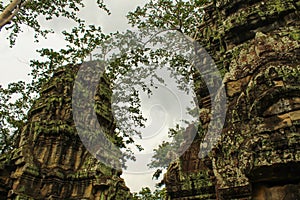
(0, 0, 148, 86)
(0, 0, 198, 193)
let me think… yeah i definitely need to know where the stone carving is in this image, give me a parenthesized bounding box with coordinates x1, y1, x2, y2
(165, 0, 300, 199)
(0, 0, 299, 199)
(0, 65, 131, 199)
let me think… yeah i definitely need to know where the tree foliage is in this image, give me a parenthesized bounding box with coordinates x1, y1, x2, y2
(132, 187, 167, 200)
(125, 0, 213, 182)
(128, 0, 210, 37)
(0, 81, 30, 153)
(0, 0, 109, 46)
(0, 22, 107, 153)
(148, 125, 185, 169)
(0, 0, 211, 177)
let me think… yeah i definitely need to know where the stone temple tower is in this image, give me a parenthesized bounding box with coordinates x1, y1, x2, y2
(164, 0, 300, 199)
(0, 63, 131, 199)
(0, 0, 299, 199)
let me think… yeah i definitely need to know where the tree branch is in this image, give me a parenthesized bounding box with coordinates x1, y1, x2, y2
(0, 0, 29, 30)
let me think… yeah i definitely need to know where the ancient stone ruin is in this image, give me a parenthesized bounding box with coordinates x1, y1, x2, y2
(0, 64, 131, 199)
(0, 0, 299, 199)
(164, 0, 300, 199)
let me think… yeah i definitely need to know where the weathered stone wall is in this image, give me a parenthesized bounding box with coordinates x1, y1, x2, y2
(0, 0, 299, 199)
(0, 63, 131, 199)
(165, 0, 300, 199)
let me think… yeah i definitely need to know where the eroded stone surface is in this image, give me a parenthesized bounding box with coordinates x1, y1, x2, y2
(0, 0, 299, 199)
(164, 0, 300, 199)
(0, 64, 131, 199)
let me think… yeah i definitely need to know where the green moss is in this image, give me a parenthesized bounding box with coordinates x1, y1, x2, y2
(101, 193, 105, 200)
(32, 120, 76, 136)
(18, 185, 26, 193)
(25, 166, 40, 177)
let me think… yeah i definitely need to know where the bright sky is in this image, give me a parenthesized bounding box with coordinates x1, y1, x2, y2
(0, 0, 147, 86)
(0, 0, 199, 193)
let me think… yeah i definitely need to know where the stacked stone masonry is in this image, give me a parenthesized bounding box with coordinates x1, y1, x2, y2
(0, 0, 299, 199)
(164, 0, 300, 199)
(0, 63, 131, 199)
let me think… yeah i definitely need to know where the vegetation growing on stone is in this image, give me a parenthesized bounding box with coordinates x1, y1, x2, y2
(0, 0, 299, 199)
